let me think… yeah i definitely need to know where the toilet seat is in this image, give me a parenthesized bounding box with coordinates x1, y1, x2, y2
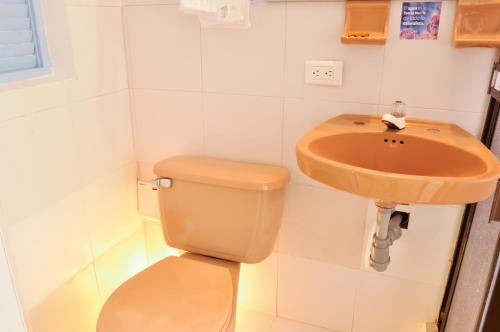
(97, 255, 234, 332)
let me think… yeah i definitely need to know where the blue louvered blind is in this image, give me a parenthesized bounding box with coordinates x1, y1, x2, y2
(0, 0, 51, 83)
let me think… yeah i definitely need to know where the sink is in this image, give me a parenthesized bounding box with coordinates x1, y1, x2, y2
(296, 114, 500, 204)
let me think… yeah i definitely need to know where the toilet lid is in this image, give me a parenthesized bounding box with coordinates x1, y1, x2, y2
(97, 256, 234, 332)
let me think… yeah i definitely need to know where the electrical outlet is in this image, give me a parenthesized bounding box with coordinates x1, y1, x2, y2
(305, 60, 343, 86)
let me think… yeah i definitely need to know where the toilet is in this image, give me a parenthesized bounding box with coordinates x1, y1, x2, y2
(96, 155, 290, 332)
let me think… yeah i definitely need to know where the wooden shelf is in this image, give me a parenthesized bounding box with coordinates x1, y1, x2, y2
(341, 0, 390, 45)
(454, 0, 500, 48)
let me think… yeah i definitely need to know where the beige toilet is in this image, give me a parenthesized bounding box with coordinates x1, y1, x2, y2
(97, 155, 290, 332)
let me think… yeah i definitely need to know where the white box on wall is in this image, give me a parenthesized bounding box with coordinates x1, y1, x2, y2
(138, 181, 161, 220)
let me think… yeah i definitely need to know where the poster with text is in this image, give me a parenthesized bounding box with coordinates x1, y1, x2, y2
(400, 2, 442, 40)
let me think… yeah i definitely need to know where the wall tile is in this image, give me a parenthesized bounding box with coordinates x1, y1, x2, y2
(82, 164, 141, 258)
(0, 107, 81, 228)
(26, 264, 102, 332)
(0, 82, 69, 124)
(361, 202, 462, 287)
(67, 6, 128, 100)
(124, 0, 178, 5)
(283, 98, 379, 186)
(238, 254, 278, 316)
(65, 0, 122, 6)
(235, 307, 275, 332)
(235, 307, 339, 332)
(4, 192, 93, 311)
(285, 2, 385, 103)
(138, 184, 161, 220)
(201, 1, 286, 97)
(352, 272, 442, 332)
(380, 1, 496, 113)
(272, 318, 335, 332)
(279, 184, 369, 269)
(132, 89, 204, 171)
(124, 5, 202, 91)
(277, 254, 357, 332)
(70, 91, 134, 185)
(0, 0, 138, 327)
(203, 93, 283, 164)
(0, 218, 30, 332)
(138, 161, 158, 183)
(94, 230, 148, 301)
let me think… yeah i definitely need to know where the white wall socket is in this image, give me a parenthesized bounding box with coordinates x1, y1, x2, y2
(305, 60, 343, 86)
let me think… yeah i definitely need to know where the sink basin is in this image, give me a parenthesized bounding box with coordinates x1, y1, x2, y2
(296, 114, 500, 204)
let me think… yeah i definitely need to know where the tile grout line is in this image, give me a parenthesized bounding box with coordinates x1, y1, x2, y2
(119, 4, 142, 184)
(279, 0, 288, 167)
(0, 88, 129, 125)
(276, 0, 288, 320)
(350, 274, 359, 332)
(127, 87, 484, 115)
(64, 93, 106, 302)
(0, 208, 29, 332)
(199, 13, 207, 154)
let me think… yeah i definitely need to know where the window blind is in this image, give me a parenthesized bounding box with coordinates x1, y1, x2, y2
(0, 0, 44, 76)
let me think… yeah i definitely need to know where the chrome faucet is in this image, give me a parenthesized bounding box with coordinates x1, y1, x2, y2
(382, 101, 406, 130)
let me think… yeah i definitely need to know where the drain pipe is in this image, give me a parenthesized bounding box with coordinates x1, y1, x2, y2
(370, 203, 403, 272)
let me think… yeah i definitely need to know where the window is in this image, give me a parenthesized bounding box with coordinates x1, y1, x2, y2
(0, 0, 51, 84)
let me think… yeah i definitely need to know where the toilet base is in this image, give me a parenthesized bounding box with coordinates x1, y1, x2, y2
(181, 253, 241, 331)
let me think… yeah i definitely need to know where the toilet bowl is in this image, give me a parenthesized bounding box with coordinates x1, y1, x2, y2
(97, 156, 290, 332)
(97, 254, 240, 332)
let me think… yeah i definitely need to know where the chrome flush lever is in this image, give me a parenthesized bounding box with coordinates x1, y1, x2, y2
(138, 178, 172, 189)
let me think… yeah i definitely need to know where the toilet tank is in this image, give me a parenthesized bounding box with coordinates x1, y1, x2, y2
(154, 156, 290, 264)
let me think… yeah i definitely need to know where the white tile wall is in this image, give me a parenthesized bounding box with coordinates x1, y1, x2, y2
(66, 6, 128, 101)
(0, 81, 69, 123)
(132, 89, 204, 167)
(280, 184, 368, 269)
(238, 253, 278, 316)
(93, 230, 148, 300)
(0, 219, 28, 332)
(65, 0, 121, 6)
(201, 2, 286, 97)
(0, 107, 81, 228)
(285, 2, 385, 103)
(70, 91, 134, 185)
(236, 307, 338, 332)
(380, 1, 496, 113)
(81, 164, 140, 258)
(0, 0, 139, 328)
(4, 192, 94, 311)
(123, 0, 178, 6)
(27, 264, 102, 332)
(124, 5, 202, 91)
(352, 272, 441, 332)
(203, 93, 283, 164)
(123, 1, 496, 331)
(278, 254, 357, 332)
(235, 307, 275, 332)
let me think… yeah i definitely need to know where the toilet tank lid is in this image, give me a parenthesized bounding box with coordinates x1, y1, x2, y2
(154, 156, 290, 191)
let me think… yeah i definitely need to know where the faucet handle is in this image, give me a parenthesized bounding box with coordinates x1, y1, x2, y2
(391, 100, 406, 118)
(382, 101, 406, 130)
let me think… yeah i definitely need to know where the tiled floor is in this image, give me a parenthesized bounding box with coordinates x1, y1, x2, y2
(236, 307, 336, 332)
(25, 222, 333, 332)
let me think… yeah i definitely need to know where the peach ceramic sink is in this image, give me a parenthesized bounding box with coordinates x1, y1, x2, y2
(296, 114, 500, 205)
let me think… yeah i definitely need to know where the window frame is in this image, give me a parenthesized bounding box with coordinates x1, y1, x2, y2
(0, 0, 77, 91)
(0, 0, 53, 84)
